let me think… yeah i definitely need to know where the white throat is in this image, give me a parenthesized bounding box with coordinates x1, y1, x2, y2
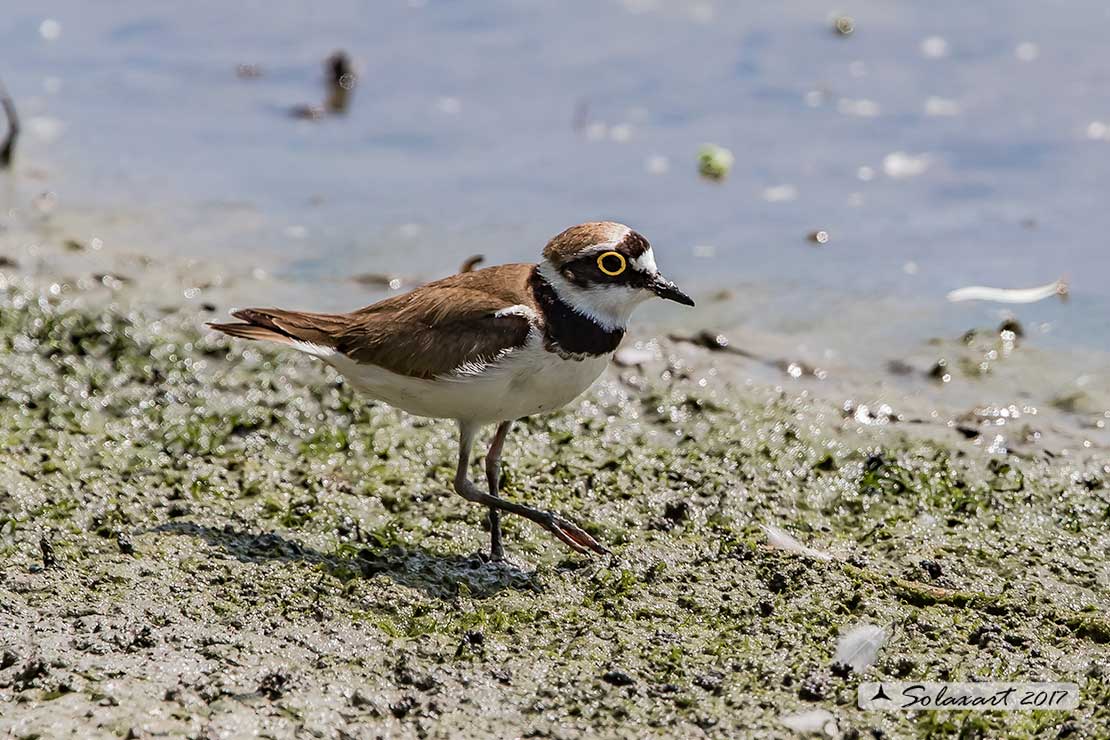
(537, 253, 656, 332)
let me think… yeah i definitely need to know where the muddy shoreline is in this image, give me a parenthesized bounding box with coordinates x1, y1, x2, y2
(0, 243, 1108, 738)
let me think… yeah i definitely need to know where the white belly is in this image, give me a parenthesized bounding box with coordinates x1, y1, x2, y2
(324, 340, 610, 423)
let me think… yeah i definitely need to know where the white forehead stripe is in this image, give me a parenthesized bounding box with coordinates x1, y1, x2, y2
(579, 226, 632, 257)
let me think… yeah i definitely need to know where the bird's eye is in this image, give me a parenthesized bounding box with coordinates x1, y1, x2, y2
(597, 251, 627, 276)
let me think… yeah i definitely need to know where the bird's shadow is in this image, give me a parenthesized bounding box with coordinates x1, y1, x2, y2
(154, 521, 541, 599)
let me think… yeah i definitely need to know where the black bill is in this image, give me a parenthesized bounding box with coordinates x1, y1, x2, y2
(648, 274, 695, 306)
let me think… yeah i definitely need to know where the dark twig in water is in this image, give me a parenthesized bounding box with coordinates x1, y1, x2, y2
(668, 330, 759, 359)
(290, 51, 357, 119)
(669, 331, 826, 379)
(459, 255, 484, 273)
(1, 79, 19, 169)
(326, 51, 356, 114)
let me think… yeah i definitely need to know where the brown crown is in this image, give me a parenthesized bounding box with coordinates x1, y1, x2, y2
(542, 222, 650, 268)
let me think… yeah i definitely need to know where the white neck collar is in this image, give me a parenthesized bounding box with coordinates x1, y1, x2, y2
(536, 261, 649, 332)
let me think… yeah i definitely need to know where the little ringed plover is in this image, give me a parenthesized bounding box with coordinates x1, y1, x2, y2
(209, 221, 693, 560)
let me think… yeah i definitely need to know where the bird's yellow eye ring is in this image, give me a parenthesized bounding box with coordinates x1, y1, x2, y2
(597, 251, 627, 276)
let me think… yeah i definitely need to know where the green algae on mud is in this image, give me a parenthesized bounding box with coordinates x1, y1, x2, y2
(0, 287, 1108, 739)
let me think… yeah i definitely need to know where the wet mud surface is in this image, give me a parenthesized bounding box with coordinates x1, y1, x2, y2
(1, 267, 1108, 739)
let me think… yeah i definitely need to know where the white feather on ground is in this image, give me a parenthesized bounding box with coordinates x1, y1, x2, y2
(762, 524, 833, 561)
(780, 709, 838, 736)
(833, 623, 889, 672)
(945, 278, 1067, 304)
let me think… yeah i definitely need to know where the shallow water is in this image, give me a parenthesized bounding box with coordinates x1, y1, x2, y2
(2, 1, 1108, 363)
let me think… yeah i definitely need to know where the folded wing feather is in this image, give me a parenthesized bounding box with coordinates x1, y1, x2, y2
(208, 263, 539, 380)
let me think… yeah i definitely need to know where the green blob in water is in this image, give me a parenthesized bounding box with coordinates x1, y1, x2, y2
(697, 143, 734, 181)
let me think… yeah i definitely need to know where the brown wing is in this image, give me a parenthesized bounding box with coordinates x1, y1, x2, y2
(209, 263, 539, 380)
(339, 263, 537, 378)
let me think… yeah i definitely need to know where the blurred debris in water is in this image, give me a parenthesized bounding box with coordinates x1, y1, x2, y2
(326, 51, 356, 114)
(236, 63, 264, 79)
(697, 144, 733, 181)
(289, 103, 326, 120)
(883, 151, 931, 179)
(998, 318, 1024, 338)
(669, 330, 825, 379)
(288, 51, 356, 119)
(920, 35, 950, 58)
(351, 271, 409, 290)
(886, 359, 915, 376)
(831, 15, 855, 36)
(928, 358, 951, 383)
(669, 329, 755, 357)
(1, 79, 19, 169)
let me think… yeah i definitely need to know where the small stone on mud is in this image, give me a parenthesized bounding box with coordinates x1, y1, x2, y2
(167, 504, 190, 518)
(390, 695, 418, 718)
(892, 656, 916, 677)
(920, 559, 943, 579)
(258, 671, 288, 700)
(967, 624, 1001, 647)
(396, 665, 437, 692)
(456, 630, 485, 657)
(693, 671, 724, 694)
(13, 657, 48, 690)
(797, 671, 829, 701)
(663, 500, 690, 524)
(602, 670, 636, 686)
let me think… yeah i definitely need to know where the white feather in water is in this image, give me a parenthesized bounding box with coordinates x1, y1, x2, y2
(762, 524, 833, 561)
(833, 623, 888, 672)
(946, 278, 1068, 304)
(780, 709, 837, 736)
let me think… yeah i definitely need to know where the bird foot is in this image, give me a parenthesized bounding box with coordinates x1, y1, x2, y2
(537, 512, 610, 556)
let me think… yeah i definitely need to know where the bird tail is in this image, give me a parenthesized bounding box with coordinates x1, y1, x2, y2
(208, 308, 347, 353)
